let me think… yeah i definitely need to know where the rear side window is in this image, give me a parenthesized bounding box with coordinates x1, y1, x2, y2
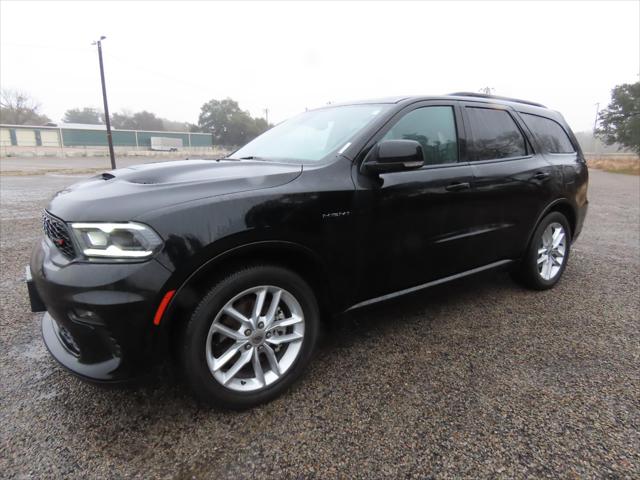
(520, 113, 575, 153)
(466, 107, 527, 161)
(383, 106, 458, 165)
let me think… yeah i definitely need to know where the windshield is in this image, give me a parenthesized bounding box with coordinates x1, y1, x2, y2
(231, 104, 390, 162)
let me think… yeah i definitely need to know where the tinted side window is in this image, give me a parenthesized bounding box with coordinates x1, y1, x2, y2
(383, 106, 458, 165)
(520, 113, 575, 153)
(466, 107, 527, 161)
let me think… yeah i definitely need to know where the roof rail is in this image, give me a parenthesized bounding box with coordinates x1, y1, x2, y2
(447, 92, 547, 108)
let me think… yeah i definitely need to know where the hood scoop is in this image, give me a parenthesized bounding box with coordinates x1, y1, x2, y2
(127, 177, 160, 185)
(47, 159, 303, 222)
(112, 159, 302, 186)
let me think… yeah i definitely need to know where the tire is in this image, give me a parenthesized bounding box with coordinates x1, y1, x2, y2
(180, 265, 319, 409)
(512, 211, 572, 290)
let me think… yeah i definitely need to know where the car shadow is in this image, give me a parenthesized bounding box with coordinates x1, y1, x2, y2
(317, 268, 517, 351)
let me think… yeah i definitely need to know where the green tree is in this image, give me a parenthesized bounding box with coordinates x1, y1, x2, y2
(161, 118, 191, 132)
(63, 107, 104, 124)
(197, 98, 270, 146)
(112, 110, 167, 131)
(111, 110, 136, 129)
(131, 111, 164, 131)
(595, 82, 640, 154)
(0, 89, 50, 125)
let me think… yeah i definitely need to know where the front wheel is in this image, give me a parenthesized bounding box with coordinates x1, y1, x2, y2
(180, 265, 319, 409)
(512, 211, 572, 290)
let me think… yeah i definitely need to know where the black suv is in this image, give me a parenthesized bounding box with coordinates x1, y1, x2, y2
(28, 93, 588, 408)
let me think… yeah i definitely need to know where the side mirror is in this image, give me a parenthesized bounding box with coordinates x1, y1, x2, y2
(363, 139, 424, 174)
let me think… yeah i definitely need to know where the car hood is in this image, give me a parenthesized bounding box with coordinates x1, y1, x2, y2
(47, 159, 303, 222)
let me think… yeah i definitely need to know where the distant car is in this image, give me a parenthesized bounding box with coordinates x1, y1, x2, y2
(28, 93, 588, 409)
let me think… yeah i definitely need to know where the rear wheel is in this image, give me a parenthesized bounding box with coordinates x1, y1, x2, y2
(512, 211, 571, 290)
(180, 265, 319, 409)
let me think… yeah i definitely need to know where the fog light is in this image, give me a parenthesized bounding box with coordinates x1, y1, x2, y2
(70, 308, 103, 326)
(56, 324, 80, 356)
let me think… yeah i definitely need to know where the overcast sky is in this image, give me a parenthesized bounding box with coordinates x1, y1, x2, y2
(1, 1, 638, 132)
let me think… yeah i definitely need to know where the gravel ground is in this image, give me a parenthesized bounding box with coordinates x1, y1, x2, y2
(1, 169, 638, 479)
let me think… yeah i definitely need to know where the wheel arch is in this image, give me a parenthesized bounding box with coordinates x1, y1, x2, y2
(542, 199, 576, 238)
(526, 198, 577, 253)
(157, 240, 333, 347)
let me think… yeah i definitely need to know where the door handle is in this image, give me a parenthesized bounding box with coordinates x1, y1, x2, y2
(445, 182, 471, 192)
(533, 171, 550, 180)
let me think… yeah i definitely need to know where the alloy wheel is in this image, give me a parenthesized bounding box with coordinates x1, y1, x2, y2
(205, 285, 305, 392)
(537, 222, 567, 280)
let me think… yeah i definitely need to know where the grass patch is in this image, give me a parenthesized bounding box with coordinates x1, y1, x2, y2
(586, 155, 639, 176)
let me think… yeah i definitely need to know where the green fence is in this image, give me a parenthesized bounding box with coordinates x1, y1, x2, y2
(1, 125, 213, 148)
(61, 129, 136, 147)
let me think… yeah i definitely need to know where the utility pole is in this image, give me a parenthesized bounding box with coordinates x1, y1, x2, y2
(264, 108, 269, 125)
(93, 36, 116, 169)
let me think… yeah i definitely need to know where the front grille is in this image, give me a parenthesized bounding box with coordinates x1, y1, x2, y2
(42, 211, 76, 259)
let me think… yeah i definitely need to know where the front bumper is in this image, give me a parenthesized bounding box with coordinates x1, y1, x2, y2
(41, 312, 121, 381)
(29, 238, 172, 382)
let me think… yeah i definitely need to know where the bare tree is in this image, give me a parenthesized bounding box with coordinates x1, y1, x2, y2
(0, 89, 50, 125)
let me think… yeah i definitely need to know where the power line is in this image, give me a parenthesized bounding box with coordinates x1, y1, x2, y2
(103, 52, 215, 94)
(2, 42, 91, 52)
(3, 42, 213, 95)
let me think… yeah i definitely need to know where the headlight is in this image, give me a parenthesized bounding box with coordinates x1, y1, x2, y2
(70, 222, 163, 260)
